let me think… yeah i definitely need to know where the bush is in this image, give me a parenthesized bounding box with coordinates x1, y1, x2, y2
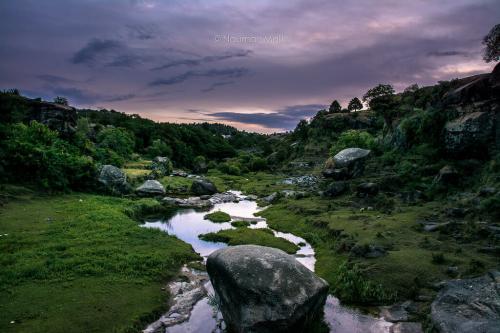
(218, 162, 241, 175)
(96, 127, 135, 162)
(3, 121, 96, 191)
(249, 156, 268, 171)
(330, 130, 375, 155)
(147, 139, 172, 159)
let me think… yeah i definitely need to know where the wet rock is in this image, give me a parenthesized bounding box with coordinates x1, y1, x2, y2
(431, 270, 500, 333)
(357, 182, 379, 197)
(324, 181, 349, 197)
(209, 192, 239, 204)
(245, 194, 258, 201)
(191, 179, 218, 195)
(207, 245, 328, 333)
(281, 175, 318, 187)
(150, 156, 173, 179)
(97, 165, 130, 195)
(390, 322, 423, 333)
(380, 303, 409, 322)
(434, 166, 459, 185)
(162, 196, 213, 209)
(444, 111, 495, 157)
(136, 180, 166, 196)
(172, 170, 188, 177)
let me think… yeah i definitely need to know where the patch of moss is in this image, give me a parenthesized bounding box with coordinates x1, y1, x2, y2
(231, 220, 251, 228)
(204, 210, 231, 223)
(199, 228, 299, 254)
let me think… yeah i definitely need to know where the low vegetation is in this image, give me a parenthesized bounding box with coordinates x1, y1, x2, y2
(0, 191, 198, 333)
(199, 228, 299, 254)
(204, 211, 231, 223)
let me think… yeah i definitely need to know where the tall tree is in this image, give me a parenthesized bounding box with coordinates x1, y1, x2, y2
(347, 97, 363, 112)
(483, 23, 500, 63)
(53, 96, 68, 105)
(363, 84, 398, 130)
(329, 100, 342, 113)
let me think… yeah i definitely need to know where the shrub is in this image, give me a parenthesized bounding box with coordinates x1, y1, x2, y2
(218, 162, 241, 175)
(147, 139, 172, 158)
(3, 121, 96, 191)
(96, 127, 135, 162)
(249, 156, 268, 171)
(204, 211, 231, 223)
(330, 130, 375, 155)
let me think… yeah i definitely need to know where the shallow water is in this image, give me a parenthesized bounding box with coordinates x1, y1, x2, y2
(143, 191, 391, 332)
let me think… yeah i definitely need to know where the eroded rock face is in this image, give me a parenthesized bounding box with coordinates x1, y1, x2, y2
(136, 180, 165, 196)
(98, 165, 130, 194)
(191, 179, 218, 195)
(207, 245, 329, 333)
(444, 111, 495, 157)
(431, 270, 500, 333)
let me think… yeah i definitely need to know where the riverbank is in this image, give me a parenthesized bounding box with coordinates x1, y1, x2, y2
(0, 187, 199, 333)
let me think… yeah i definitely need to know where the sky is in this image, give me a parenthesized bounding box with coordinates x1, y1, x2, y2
(0, 0, 498, 133)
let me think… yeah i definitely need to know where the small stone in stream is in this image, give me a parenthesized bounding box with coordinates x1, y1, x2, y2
(207, 245, 328, 333)
(390, 322, 423, 333)
(431, 270, 500, 333)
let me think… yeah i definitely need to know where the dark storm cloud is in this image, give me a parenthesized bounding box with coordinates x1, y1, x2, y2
(149, 68, 249, 86)
(201, 81, 235, 93)
(152, 50, 252, 71)
(71, 39, 125, 65)
(210, 104, 325, 130)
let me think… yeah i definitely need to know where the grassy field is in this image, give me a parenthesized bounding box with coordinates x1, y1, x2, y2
(199, 228, 299, 254)
(0, 191, 198, 333)
(259, 196, 499, 303)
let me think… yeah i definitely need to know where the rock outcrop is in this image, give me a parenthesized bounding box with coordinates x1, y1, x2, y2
(136, 180, 166, 196)
(431, 270, 500, 333)
(150, 156, 173, 179)
(97, 165, 130, 195)
(190, 179, 218, 195)
(207, 245, 329, 333)
(324, 148, 371, 179)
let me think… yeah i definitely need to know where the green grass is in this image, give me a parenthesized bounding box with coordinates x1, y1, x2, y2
(231, 220, 251, 228)
(159, 176, 194, 195)
(123, 159, 151, 169)
(0, 192, 199, 333)
(206, 170, 294, 196)
(203, 210, 231, 223)
(258, 196, 498, 304)
(199, 228, 299, 254)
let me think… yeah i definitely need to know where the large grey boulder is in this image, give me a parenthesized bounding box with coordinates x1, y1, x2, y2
(98, 165, 130, 194)
(150, 156, 173, 179)
(431, 270, 500, 333)
(332, 148, 371, 178)
(190, 179, 218, 195)
(136, 180, 165, 196)
(444, 112, 495, 157)
(207, 245, 329, 333)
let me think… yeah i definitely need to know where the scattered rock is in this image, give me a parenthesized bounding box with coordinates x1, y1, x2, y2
(209, 192, 239, 204)
(421, 222, 451, 232)
(281, 175, 318, 187)
(323, 181, 349, 197)
(97, 165, 130, 195)
(150, 156, 173, 179)
(207, 245, 329, 333)
(380, 303, 409, 322)
(172, 170, 188, 177)
(390, 322, 423, 333)
(431, 270, 500, 333)
(350, 244, 387, 258)
(190, 179, 218, 195)
(434, 166, 459, 185)
(136, 180, 166, 196)
(357, 182, 379, 197)
(445, 266, 459, 277)
(262, 192, 278, 204)
(162, 196, 213, 209)
(479, 187, 497, 197)
(445, 207, 468, 218)
(245, 194, 258, 201)
(322, 167, 349, 180)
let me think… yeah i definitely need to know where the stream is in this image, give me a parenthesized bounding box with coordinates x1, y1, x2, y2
(143, 191, 393, 333)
